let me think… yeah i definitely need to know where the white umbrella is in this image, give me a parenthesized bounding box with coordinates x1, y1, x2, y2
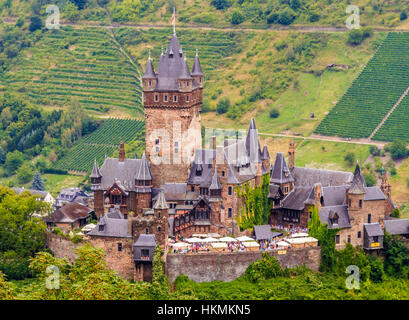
(236, 236, 255, 242)
(172, 242, 189, 248)
(186, 237, 202, 243)
(242, 241, 259, 247)
(291, 232, 309, 238)
(219, 236, 237, 242)
(276, 241, 290, 247)
(201, 237, 219, 243)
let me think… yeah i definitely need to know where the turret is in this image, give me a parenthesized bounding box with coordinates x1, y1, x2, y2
(347, 162, 366, 211)
(191, 49, 204, 88)
(90, 159, 102, 187)
(142, 53, 156, 92)
(178, 57, 193, 93)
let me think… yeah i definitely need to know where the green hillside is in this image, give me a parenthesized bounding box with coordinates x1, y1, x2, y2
(3, 26, 143, 117)
(315, 32, 409, 139)
(54, 118, 145, 172)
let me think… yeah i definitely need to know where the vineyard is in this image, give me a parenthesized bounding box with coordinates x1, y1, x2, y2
(3, 26, 143, 117)
(55, 118, 145, 173)
(315, 33, 409, 140)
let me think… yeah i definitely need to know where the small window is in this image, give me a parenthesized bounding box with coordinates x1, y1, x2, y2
(222, 171, 225, 177)
(284, 187, 289, 193)
(158, 226, 162, 232)
(155, 139, 159, 145)
(118, 243, 122, 252)
(368, 214, 371, 223)
(359, 200, 363, 208)
(164, 95, 168, 102)
(358, 231, 361, 238)
(99, 225, 104, 232)
(145, 228, 149, 234)
(186, 95, 190, 102)
(373, 236, 378, 242)
(228, 208, 232, 218)
(335, 235, 340, 244)
(148, 80, 152, 86)
(348, 199, 351, 207)
(191, 186, 194, 192)
(141, 249, 149, 257)
(158, 212, 161, 218)
(154, 94, 159, 102)
(228, 186, 232, 195)
(347, 235, 351, 244)
(174, 95, 178, 102)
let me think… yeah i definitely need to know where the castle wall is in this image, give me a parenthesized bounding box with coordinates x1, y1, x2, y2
(165, 247, 321, 283)
(46, 233, 82, 263)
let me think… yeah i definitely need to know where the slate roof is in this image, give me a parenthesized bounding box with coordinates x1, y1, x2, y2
(253, 225, 277, 241)
(135, 153, 153, 181)
(364, 187, 387, 201)
(349, 163, 367, 194)
(245, 118, 261, 163)
(88, 214, 131, 238)
(268, 184, 282, 199)
(90, 159, 102, 179)
(209, 168, 222, 190)
(322, 185, 348, 206)
(261, 145, 270, 160)
(385, 219, 409, 235)
(12, 187, 50, 200)
(154, 190, 169, 210)
(159, 183, 188, 201)
(47, 202, 92, 223)
(191, 51, 203, 76)
(364, 223, 384, 237)
(280, 187, 315, 211)
(187, 149, 215, 186)
(99, 158, 146, 191)
(319, 205, 351, 229)
(270, 153, 294, 184)
(291, 167, 353, 187)
(133, 234, 157, 247)
(142, 56, 156, 79)
(106, 207, 123, 219)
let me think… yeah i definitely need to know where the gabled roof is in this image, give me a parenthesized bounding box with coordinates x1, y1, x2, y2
(322, 185, 348, 206)
(12, 187, 50, 199)
(270, 153, 294, 184)
(364, 223, 384, 237)
(385, 219, 409, 235)
(253, 225, 281, 241)
(47, 202, 92, 223)
(88, 215, 131, 238)
(291, 167, 353, 187)
(280, 187, 314, 211)
(349, 162, 366, 194)
(133, 234, 157, 247)
(364, 187, 387, 201)
(90, 159, 102, 179)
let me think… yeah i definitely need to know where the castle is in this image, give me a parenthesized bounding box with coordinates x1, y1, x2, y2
(84, 32, 396, 281)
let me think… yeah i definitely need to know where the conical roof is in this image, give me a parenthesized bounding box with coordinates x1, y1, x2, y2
(142, 57, 155, 79)
(136, 153, 152, 181)
(191, 50, 203, 76)
(349, 162, 366, 194)
(245, 118, 261, 163)
(153, 190, 169, 210)
(90, 159, 102, 179)
(270, 153, 294, 184)
(209, 168, 222, 190)
(261, 145, 270, 160)
(179, 57, 192, 79)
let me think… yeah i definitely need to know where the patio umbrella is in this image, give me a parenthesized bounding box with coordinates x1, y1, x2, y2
(291, 232, 309, 238)
(186, 237, 202, 243)
(201, 237, 219, 243)
(172, 242, 189, 248)
(276, 241, 290, 247)
(219, 237, 237, 242)
(236, 236, 255, 242)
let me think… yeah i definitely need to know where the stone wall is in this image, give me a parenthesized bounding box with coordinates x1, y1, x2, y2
(46, 233, 82, 263)
(166, 246, 321, 283)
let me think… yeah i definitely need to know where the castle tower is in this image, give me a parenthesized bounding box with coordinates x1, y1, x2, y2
(134, 153, 153, 216)
(152, 190, 169, 250)
(90, 159, 103, 218)
(143, 33, 203, 187)
(288, 139, 295, 170)
(347, 162, 366, 214)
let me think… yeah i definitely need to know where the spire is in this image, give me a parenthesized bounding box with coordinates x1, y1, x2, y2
(119, 142, 125, 162)
(270, 152, 294, 184)
(179, 57, 192, 79)
(90, 159, 102, 179)
(136, 152, 152, 181)
(142, 54, 155, 79)
(245, 118, 261, 163)
(191, 49, 203, 76)
(154, 189, 169, 210)
(261, 143, 270, 160)
(209, 167, 222, 190)
(349, 161, 366, 194)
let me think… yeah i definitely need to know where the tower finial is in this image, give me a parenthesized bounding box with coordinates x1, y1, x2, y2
(161, 46, 164, 55)
(196, 48, 198, 57)
(148, 49, 151, 60)
(171, 7, 176, 35)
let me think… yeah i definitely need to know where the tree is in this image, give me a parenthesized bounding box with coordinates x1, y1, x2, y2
(64, 1, 80, 22)
(151, 246, 171, 299)
(363, 172, 376, 187)
(269, 108, 280, 119)
(69, 0, 88, 10)
(31, 172, 45, 191)
(400, 11, 408, 21)
(383, 232, 409, 278)
(16, 163, 34, 185)
(278, 8, 296, 25)
(347, 29, 364, 45)
(210, 0, 231, 10)
(390, 140, 408, 160)
(231, 9, 245, 25)
(344, 152, 355, 166)
(4, 150, 24, 176)
(216, 97, 230, 114)
(0, 270, 14, 299)
(29, 16, 43, 32)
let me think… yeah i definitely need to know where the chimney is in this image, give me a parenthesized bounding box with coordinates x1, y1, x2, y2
(211, 136, 216, 150)
(119, 142, 125, 162)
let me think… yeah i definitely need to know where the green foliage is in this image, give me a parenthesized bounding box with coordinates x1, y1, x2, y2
(389, 140, 408, 160)
(391, 208, 401, 218)
(335, 244, 371, 282)
(344, 152, 355, 167)
(211, 0, 231, 10)
(29, 16, 43, 33)
(4, 150, 25, 176)
(231, 9, 245, 25)
(400, 11, 408, 21)
(16, 163, 34, 184)
(244, 253, 283, 283)
(383, 232, 409, 279)
(216, 97, 230, 114)
(363, 172, 376, 187)
(269, 107, 280, 119)
(0, 270, 15, 300)
(237, 174, 270, 230)
(368, 255, 385, 283)
(151, 246, 171, 299)
(347, 29, 364, 46)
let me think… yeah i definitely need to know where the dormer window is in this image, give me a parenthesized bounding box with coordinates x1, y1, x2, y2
(99, 225, 104, 232)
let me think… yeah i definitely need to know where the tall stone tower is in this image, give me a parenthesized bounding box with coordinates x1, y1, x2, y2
(142, 33, 203, 187)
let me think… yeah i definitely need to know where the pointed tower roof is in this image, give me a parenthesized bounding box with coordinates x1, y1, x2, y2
(142, 55, 155, 79)
(270, 153, 294, 184)
(191, 49, 203, 76)
(90, 159, 102, 179)
(349, 162, 366, 194)
(245, 118, 261, 163)
(136, 153, 152, 181)
(209, 167, 222, 190)
(261, 145, 270, 160)
(153, 190, 169, 210)
(179, 57, 192, 80)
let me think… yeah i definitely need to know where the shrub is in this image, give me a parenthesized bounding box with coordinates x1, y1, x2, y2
(231, 9, 245, 25)
(216, 97, 230, 114)
(29, 16, 43, 32)
(390, 140, 408, 160)
(347, 29, 364, 45)
(391, 208, 401, 218)
(278, 8, 296, 25)
(210, 0, 231, 10)
(363, 172, 376, 187)
(269, 108, 280, 119)
(344, 152, 355, 166)
(369, 145, 381, 156)
(400, 11, 408, 21)
(362, 27, 373, 39)
(244, 253, 283, 283)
